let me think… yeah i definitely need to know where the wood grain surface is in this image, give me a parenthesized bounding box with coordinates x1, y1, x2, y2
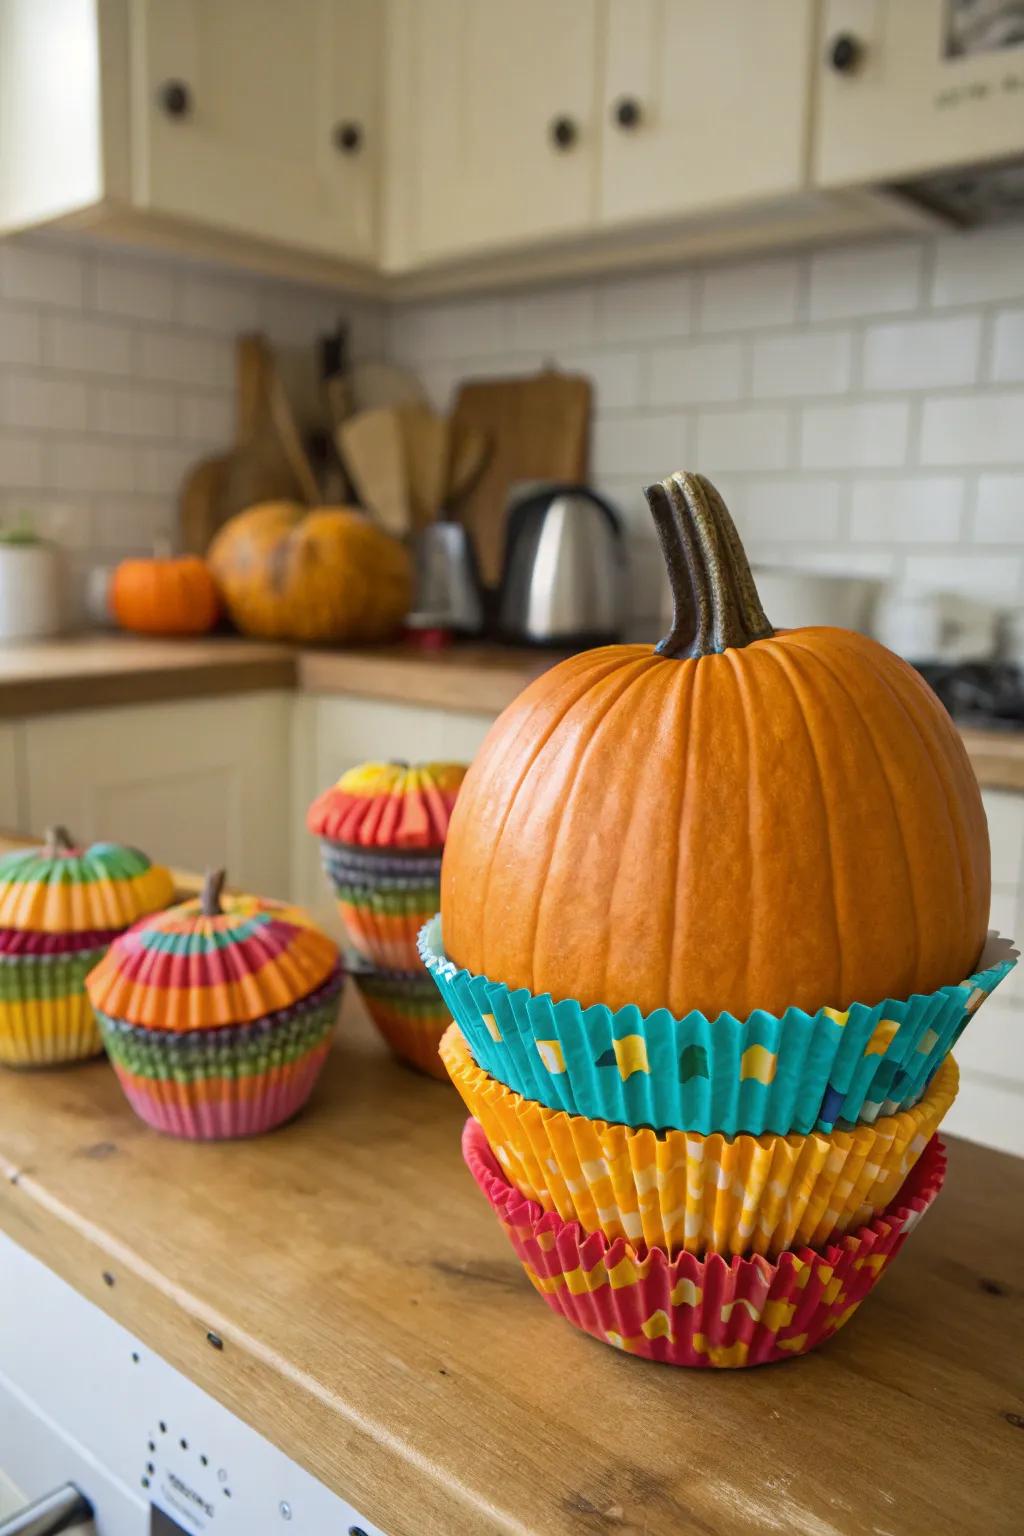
(0, 987, 1020, 1536)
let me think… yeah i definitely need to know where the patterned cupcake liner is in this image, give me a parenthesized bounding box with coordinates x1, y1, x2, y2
(442, 1023, 956, 1258)
(94, 973, 342, 1139)
(318, 838, 441, 883)
(353, 964, 453, 1081)
(464, 1118, 947, 1368)
(422, 916, 1015, 1135)
(0, 947, 109, 1066)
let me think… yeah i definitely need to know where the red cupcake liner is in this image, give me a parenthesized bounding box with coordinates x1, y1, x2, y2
(463, 1118, 946, 1368)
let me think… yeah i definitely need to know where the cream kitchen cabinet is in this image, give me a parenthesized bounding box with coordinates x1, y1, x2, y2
(384, 0, 602, 265)
(0, 0, 382, 280)
(599, 0, 815, 227)
(815, 0, 1024, 189)
(23, 691, 292, 897)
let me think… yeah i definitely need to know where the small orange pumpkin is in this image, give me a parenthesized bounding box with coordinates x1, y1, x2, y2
(208, 502, 412, 644)
(110, 554, 220, 636)
(441, 471, 990, 1020)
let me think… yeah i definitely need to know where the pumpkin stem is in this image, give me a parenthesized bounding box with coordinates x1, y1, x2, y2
(43, 824, 74, 855)
(644, 471, 773, 659)
(201, 867, 227, 916)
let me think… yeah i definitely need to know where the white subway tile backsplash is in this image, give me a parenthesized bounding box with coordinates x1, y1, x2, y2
(50, 438, 136, 494)
(850, 477, 964, 542)
(135, 443, 198, 498)
(557, 348, 642, 411)
(178, 273, 262, 335)
(648, 339, 743, 407)
(920, 392, 1024, 466)
(975, 475, 1024, 542)
(0, 432, 42, 487)
(46, 315, 134, 377)
(991, 309, 1024, 384)
(592, 412, 690, 477)
(0, 373, 88, 433)
(20, 499, 95, 550)
(696, 408, 790, 472)
(983, 791, 1024, 888)
(91, 383, 181, 441)
(809, 241, 923, 321)
(932, 228, 1024, 307)
(904, 551, 1021, 600)
(0, 305, 42, 367)
(179, 391, 235, 445)
(94, 497, 174, 552)
(0, 240, 85, 308)
(390, 297, 508, 362)
(862, 315, 982, 392)
(93, 256, 176, 324)
(137, 328, 233, 390)
(699, 258, 800, 334)
(511, 286, 596, 351)
(800, 402, 909, 469)
(751, 330, 852, 399)
(598, 270, 694, 343)
(731, 479, 842, 542)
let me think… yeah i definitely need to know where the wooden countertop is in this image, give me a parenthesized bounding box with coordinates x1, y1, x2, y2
(0, 634, 1021, 791)
(0, 990, 1021, 1536)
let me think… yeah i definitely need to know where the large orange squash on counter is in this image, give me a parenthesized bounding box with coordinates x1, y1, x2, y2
(441, 471, 990, 1019)
(208, 502, 412, 643)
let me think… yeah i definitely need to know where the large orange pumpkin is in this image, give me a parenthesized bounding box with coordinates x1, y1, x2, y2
(208, 502, 412, 643)
(441, 471, 990, 1019)
(110, 554, 220, 635)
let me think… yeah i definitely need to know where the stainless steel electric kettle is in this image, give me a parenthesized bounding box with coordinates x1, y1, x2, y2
(497, 483, 626, 645)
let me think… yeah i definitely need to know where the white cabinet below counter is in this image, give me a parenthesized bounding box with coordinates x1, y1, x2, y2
(23, 691, 293, 897)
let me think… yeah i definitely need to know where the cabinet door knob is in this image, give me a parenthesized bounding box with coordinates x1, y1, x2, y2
(827, 33, 863, 73)
(158, 79, 191, 118)
(333, 120, 363, 153)
(613, 96, 642, 130)
(549, 115, 577, 151)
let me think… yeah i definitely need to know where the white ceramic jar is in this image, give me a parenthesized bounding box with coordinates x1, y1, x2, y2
(0, 542, 62, 641)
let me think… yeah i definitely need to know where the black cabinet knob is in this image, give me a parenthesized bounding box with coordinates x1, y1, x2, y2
(158, 79, 191, 118)
(549, 115, 577, 150)
(333, 120, 363, 153)
(828, 33, 863, 73)
(613, 96, 642, 130)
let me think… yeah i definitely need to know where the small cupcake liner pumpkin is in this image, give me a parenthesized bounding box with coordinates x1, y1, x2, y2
(0, 829, 173, 1068)
(308, 762, 467, 970)
(463, 1117, 947, 1369)
(442, 1024, 956, 1259)
(86, 870, 342, 1139)
(353, 963, 452, 1080)
(422, 916, 1014, 1136)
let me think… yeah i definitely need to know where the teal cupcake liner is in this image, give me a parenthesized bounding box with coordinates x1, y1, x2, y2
(419, 916, 1016, 1135)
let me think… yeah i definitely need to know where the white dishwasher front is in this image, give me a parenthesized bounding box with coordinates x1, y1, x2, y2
(0, 1233, 388, 1536)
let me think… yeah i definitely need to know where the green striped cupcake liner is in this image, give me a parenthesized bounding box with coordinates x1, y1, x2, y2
(0, 946, 109, 1002)
(419, 915, 1016, 1136)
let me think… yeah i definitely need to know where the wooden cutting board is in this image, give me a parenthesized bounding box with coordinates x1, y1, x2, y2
(450, 369, 592, 587)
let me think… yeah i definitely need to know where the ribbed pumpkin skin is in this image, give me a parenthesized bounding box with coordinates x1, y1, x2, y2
(110, 556, 219, 635)
(208, 502, 412, 643)
(440, 629, 990, 1019)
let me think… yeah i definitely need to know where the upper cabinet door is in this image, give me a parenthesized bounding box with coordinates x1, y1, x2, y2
(388, 0, 600, 264)
(599, 0, 814, 227)
(134, 0, 380, 261)
(815, 0, 1024, 188)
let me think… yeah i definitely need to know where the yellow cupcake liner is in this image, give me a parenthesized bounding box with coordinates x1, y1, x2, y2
(440, 1025, 958, 1260)
(0, 993, 103, 1067)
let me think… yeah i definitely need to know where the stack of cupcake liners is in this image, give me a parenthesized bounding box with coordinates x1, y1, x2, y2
(424, 918, 1016, 1368)
(0, 830, 173, 1068)
(85, 871, 342, 1139)
(307, 761, 467, 1077)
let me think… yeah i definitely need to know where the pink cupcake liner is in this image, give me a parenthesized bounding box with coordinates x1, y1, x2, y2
(463, 1118, 946, 1368)
(111, 1044, 331, 1141)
